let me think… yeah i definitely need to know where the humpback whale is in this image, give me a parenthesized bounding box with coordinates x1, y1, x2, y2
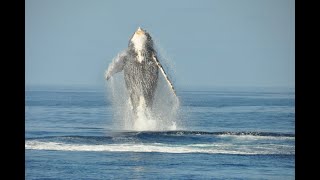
(105, 27, 177, 117)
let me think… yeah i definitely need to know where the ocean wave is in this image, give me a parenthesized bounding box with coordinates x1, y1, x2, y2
(25, 131, 294, 155)
(26, 131, 295, 143)
(137, 131, 295, 137)
(25, 140, 294, 155)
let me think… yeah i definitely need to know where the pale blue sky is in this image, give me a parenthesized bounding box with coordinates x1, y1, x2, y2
(25, 0, 294, 89)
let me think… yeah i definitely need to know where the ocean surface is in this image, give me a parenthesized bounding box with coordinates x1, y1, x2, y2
(25, 86, 295, 179)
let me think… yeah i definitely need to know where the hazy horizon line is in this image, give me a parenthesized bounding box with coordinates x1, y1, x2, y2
(25, 83, 295, 92)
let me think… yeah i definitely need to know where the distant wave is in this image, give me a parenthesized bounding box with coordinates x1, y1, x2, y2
(26, 131, 295, 142)
(25, 131, 294, 155)
(27, 130, 295, 137)
(126, 130, 295, 137)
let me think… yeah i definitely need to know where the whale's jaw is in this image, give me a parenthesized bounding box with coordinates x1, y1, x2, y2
(130, 27, 148, 63)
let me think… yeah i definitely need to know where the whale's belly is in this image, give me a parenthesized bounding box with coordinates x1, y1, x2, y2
(124, 60, 159, 107)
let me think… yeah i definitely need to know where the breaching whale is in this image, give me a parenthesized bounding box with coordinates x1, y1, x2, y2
(105, 27, 177, 116)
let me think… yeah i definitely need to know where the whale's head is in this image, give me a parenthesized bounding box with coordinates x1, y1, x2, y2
(129, 27, 153, 52)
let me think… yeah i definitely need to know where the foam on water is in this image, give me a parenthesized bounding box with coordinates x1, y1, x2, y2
(25, 131, 295, 155)
(25, 140, 294, 155)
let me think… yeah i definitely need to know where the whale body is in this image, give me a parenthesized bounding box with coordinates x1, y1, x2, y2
(105, 27, 176, 116)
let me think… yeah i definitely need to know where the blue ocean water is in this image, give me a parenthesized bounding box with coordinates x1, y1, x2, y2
(25, 86, 295, 179)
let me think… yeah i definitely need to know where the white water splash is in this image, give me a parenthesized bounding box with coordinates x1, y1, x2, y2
(133, 96, 156, 131)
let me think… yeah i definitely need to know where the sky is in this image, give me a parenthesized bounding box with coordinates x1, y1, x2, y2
(25, 0, 295, 89)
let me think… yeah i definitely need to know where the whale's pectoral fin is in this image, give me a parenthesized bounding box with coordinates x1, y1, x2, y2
(105, 51, 128, 80)
(151, 53, 177, 97)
